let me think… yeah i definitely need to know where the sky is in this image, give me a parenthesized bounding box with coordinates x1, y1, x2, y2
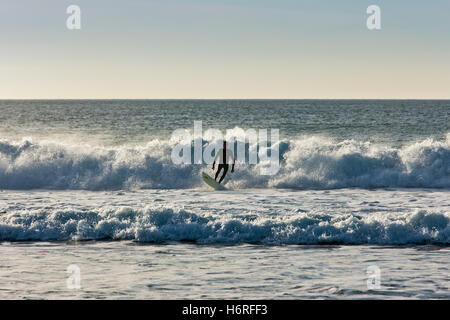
(1, 0, 449, 99)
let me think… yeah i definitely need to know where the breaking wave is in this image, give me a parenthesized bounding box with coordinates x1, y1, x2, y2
(0, 206, 448, 244)
(0, 133, 449, 190)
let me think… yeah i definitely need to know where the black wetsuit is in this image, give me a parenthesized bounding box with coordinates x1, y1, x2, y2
(215, 148, 229, 184)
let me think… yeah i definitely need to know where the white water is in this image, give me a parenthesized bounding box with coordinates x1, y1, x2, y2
(0, 188, 449, 244)
(0, 133, 449, 190)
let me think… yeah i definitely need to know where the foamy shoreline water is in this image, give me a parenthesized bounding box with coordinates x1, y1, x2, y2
(1, 241, 448, 299)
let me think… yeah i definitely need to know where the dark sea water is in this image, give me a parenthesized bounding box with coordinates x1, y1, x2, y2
(1, 100, 449, 144)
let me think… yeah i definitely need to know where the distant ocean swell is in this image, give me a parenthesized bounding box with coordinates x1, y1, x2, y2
(0, 206, 448, 244)
(0, 132, 449, 190)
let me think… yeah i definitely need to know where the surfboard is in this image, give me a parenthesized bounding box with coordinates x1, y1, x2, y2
(202, 172, 227, 190)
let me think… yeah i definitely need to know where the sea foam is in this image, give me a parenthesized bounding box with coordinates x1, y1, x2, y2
(0, 206, 448, 244)
(0, 133, 449, 190)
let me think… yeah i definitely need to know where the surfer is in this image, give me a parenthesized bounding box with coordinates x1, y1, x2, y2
(212, 140, 235, 184)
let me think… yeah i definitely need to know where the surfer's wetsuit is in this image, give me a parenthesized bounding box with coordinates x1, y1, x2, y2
(215, 163, 229, 184)
(213, 147, 234, 184)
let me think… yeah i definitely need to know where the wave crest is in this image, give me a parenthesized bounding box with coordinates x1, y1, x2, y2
(0, 133, 449, 190)
(0, 206, 448, 244)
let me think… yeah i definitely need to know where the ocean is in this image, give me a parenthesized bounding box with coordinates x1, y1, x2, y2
(0, 99, 449, 299)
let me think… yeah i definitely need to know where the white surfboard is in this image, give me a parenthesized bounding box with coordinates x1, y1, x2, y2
(202, 172, 227, 190)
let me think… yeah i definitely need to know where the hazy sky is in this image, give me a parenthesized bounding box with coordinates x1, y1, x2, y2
(1, 0, 449, 99)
